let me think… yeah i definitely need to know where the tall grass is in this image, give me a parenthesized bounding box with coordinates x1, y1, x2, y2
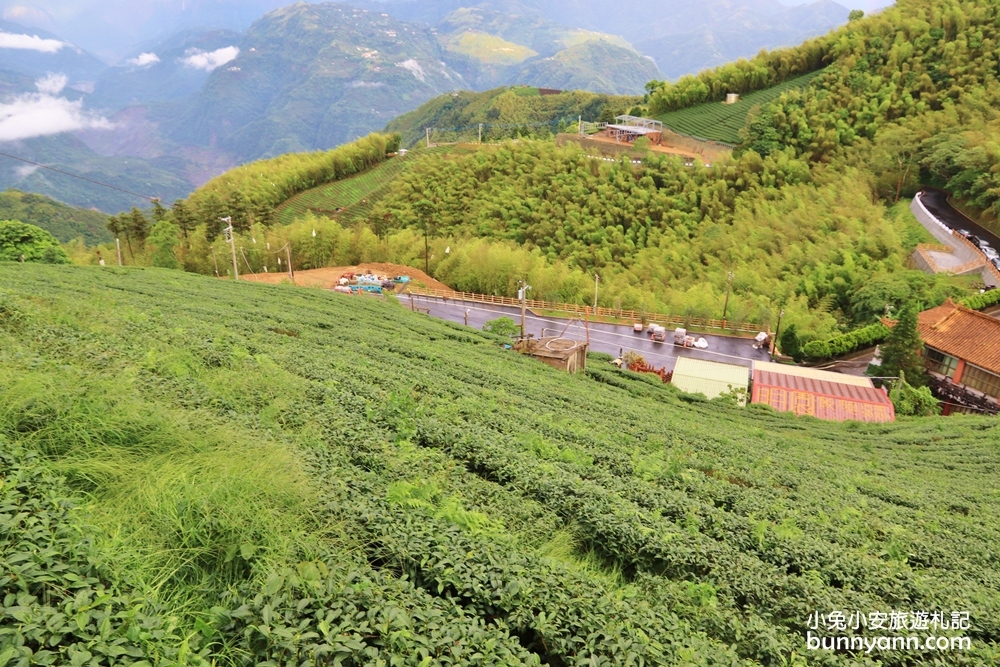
(0, 349, 322, 632)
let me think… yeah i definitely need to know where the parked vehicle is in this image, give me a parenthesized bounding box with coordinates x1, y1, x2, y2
(650, 325, 667, 343)
(956, 229, 972, 238)
(968, 234, 982, 247)
(633, 322, 644, 333)
(977, 238, 992, 250)
(986, 247, 1000, 260)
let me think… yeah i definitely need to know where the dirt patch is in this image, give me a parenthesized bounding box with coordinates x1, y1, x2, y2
(244, 263, 453, 292)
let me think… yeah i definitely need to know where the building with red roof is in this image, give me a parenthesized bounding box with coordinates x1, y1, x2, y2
(751, 361, 895, 423)
(918, 299, 1000, 415)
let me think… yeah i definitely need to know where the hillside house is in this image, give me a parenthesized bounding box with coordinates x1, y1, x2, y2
(751, 361, 895, 423)
(918, 299, 1000, 415)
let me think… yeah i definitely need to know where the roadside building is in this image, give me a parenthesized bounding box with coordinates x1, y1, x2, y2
(514, 337, 588, 374)
(751, 361, 895, 422)
(670, 357, 750, 404)
(918, 299, 1000, 415)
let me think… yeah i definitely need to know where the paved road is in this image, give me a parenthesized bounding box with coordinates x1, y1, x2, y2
(404, 293, 771, 371)
(920, 189, 1000, 248)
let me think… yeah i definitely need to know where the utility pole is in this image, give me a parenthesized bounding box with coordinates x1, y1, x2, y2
(221, 216, 238, 281)
(722, 271, 734, 321)
(772, 309, 785, 356)
(478, 123, 483, 144)
(593, 274, 600, 310)
(578, 115, 582, 137)
(285, 243, 294, 281)
(519, 281, 532, 338)
(115, 237, 122, 266)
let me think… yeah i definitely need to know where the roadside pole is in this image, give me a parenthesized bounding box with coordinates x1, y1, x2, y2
(221, 216, 238, 281)
(115, 238, 122, 266)
(285, 243, 294, 281)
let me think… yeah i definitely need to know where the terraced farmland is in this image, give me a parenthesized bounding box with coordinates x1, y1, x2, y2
(655, 69, 827, 145)
(275, 145, 474, 225)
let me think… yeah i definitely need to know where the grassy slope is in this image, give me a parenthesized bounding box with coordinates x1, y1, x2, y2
(1, 264, 998, 665)
(654, 69, 827, 144)
(274, 145, 474, 225)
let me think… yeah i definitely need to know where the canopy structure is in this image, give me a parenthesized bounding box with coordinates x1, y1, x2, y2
(605, 115, 664, 145)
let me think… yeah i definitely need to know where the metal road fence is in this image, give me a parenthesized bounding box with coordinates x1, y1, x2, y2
(404, 286, 764, 334)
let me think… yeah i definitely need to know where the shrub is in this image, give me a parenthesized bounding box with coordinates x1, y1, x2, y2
(0, 219, 69, 263)
(960, 289, 1000, 311)
(801, 321, 890, 359)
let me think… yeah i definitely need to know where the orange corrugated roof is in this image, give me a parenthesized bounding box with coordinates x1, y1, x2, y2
(918, 299, 1000, 375)
(751, 370, 895, 423)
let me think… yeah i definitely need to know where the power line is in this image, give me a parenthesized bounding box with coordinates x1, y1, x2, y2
(0, 150, 156, 202)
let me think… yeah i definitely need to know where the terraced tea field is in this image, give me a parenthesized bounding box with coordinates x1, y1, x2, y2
(655, 69, 827, 144)
(275, 145, 475, 225)
(2, 264, 998, 666)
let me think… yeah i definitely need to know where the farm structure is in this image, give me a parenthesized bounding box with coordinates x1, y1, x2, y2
(918, 299, 1000, 415)
(515, 337, 588, 374)
(603, 116, 664, 145)
(670, 357, 750, 403)
(751, 361, 895, 423)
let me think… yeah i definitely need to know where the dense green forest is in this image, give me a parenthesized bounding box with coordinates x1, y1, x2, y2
(0, 189, 111, 245)
(2, 265, 998, 666)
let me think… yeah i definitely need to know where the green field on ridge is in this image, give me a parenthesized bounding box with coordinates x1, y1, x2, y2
(1, 264, 998, 666)
(654, 70, 827, 144)
(274, 145, 474, 225)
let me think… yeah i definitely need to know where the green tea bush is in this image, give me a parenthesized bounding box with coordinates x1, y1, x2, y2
(801, 322, 891, 359)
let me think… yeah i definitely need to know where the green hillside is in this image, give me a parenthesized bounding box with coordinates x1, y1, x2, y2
(0, 189, 111, 244)
(2, 264, 998, 666)
(654, 69, 827, 144)
(274, 145, 469, 225)
(385, 87, 641, 148)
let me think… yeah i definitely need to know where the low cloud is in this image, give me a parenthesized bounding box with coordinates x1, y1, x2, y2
(128, 52, 160, 67)
(0, 91, 112, 142)
(0, 30, 66, 53)
(35, 73, 67, 95)
(15, 164, 38, 178)
(395, 59, 426, 82)
(180, 46, 239, 72)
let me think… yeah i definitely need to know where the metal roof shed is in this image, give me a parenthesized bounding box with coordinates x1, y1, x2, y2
(751, 364, 895, 423)
(671, 357, 750, 404)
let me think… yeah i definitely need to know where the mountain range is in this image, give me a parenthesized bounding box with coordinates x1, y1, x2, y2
(0, 0, 860, 213)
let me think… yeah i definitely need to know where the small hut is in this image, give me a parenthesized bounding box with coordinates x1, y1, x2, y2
(515, 337, 588, 374)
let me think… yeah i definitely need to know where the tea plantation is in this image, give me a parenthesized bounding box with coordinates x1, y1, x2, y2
(274, 145, 474, 225)
(1, 264, 998, 666)
(654, 70, 826, 145)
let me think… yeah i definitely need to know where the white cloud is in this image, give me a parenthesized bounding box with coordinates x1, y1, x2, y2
(0, 29, 66, 53)
(35, 73, 67, 95)
(128, 52, 160, 67)
(180, 46, 239, 72)
(0, 92, 112, 142)
(15, 164, 38, 178)
(395, 59, 426, 82)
